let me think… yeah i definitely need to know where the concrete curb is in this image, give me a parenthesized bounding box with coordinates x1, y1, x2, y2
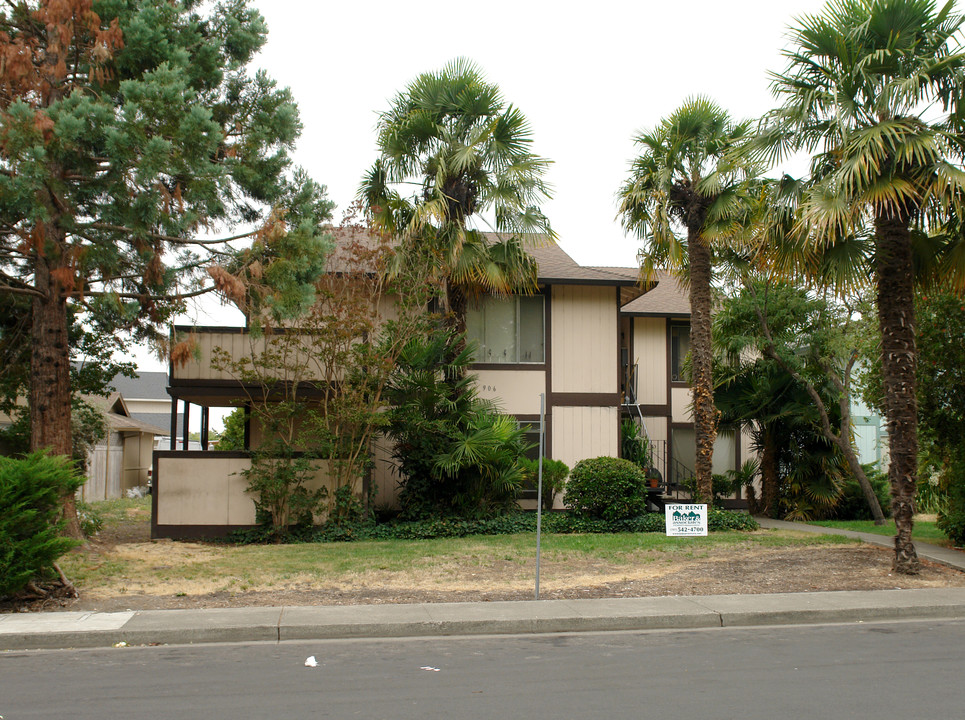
(4, 588, 965, 651)
(4, 520, 965, 652)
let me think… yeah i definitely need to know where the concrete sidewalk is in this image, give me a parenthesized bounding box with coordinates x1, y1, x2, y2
(2, 521, 964, 652)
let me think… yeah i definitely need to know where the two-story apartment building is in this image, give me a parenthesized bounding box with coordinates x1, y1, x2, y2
(151, 240, 747, 537)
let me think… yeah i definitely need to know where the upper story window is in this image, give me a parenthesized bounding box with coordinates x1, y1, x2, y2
(467, 295, 545, 364)
(670, 323, 691, 383)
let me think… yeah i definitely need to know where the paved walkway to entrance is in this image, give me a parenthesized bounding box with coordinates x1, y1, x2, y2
(755, 518, 965, 571)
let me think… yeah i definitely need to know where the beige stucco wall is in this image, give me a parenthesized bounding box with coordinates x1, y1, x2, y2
(552, 406, 619, 471)
(632, 317, 668, 405)
(474, 370, 545, 415)
(671, 386, 694, 423)
(641, 415, 668, 447)
(551, 285, 617, 394)
(155, 455, 335, 527)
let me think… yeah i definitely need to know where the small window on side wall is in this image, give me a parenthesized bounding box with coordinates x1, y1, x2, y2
(670, 323, 691, 383)
(466, 295, 545, 364)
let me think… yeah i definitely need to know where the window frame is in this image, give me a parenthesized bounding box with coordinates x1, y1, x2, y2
(467, 294, 546, 367)
(670, 322, 691, 384)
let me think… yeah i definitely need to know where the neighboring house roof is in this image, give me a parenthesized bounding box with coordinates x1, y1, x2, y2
(86, 392, 169, 436)
(106, 412, 169, 436)
(130, 412, 181, 433)
(109, 371, 170, 400)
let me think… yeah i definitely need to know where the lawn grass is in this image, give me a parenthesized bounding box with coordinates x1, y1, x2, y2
(806, 519, 947, 544)
(62, 522, 860, 594)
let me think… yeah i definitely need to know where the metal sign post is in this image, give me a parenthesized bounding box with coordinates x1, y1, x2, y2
(535, 392, 545, 600)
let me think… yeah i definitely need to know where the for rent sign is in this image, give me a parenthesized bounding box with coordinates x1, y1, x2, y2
(665, 504, 708, 536)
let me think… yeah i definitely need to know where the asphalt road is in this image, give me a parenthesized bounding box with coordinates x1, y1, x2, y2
(2, 619, 962, 719)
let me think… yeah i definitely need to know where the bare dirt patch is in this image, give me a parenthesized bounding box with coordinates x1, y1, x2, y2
(16, 533, 965, 614)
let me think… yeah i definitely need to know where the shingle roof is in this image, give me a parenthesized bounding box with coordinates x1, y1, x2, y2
(106, 412, 169, 435)
(619, 270, 691, 317)
(109, 371, 170, 400)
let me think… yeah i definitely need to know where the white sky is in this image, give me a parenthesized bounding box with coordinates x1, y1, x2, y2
(131, 0, 831, 403)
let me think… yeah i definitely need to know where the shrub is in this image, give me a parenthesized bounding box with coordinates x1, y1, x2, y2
(520, 457, 569, 511)
(225, 505, 760, 544)
(828, 465, 892, 521)
(621, 419, 653, 469)
(0, 452, 84, 597)
(387, 332, 529, 519)
(564, 457, 647, 521)
(937, 449, 965, 545)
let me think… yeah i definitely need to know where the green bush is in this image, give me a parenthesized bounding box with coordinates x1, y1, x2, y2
(520, 457, 569, 511)
(828, 465, 892, 521)
(564, 457, 648, 521)
(937, 449, 965, 546)
(621, 419, 653, 469)
(0, 452, 84, 597)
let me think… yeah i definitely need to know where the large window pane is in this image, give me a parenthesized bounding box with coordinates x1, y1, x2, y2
(466, 295, 545, 364)
(466, 306, 486, 361)
(484, 297, 517, 363)
(518, 295, 545, 363)
(671, 324, 691, 382)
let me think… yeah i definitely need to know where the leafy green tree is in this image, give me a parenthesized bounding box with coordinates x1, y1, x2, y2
(359, 58, 553, 329)
(714, 279, 885, 522)
(618, 97, 755, 501)
(756, 0, 965, 572)
(217, 407, 247, 452)
(210, 218, 434, 536)
(0, 1, 331, 536)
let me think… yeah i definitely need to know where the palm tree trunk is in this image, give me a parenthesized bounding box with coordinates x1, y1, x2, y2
(688, 231, 717, 502)
(875, 212, 920, 574)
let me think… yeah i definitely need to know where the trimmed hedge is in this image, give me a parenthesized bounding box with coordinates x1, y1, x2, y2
(227, 508, 759, 544)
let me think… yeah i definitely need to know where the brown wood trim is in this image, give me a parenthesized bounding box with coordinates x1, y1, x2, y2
(154, 524, 260, 540)
(623, 312, 692, 319)
(549, 392, 621, 407)
(666, 318, 672, 412)
(544, 286, 553, 460)
(539, 278, 639, 287)
(470, 363, 546, 371)
(154, 450, 252, 459)
(173, 325, 247, 334)
(616, 285, 623, 457)
(151, 452, 159, 537)
(634, 404, 671, 416)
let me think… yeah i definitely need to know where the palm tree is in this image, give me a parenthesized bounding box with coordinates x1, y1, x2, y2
(618, 97, 754, 502)
(359, 58, 554, 327)
(757, 0, 965, 573)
